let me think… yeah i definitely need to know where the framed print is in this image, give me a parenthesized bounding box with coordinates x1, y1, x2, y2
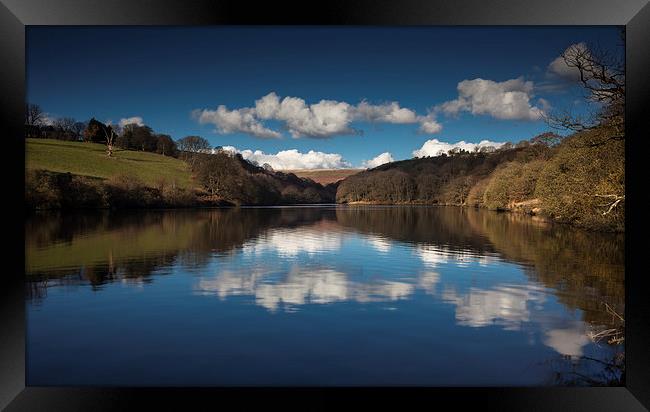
(2, 0, 649, 410)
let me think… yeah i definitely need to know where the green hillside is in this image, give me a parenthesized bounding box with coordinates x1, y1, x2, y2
(26, 139, 194, 189)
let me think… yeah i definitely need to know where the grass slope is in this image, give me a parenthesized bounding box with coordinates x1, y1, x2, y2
(26, 139, 194, 188)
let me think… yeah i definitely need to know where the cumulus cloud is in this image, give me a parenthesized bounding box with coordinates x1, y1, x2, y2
(195, 92, 443, 139)
(362, 152, 394, 169)
(219, 146, 351, 170)
(254, 92, 281, 119)
(276, 96, 357, 138)
(412, 139, 506, 158)
(354, 101, 442, 134)
(439, 77, 544, 121)
(547, 42, 588, 82)
(118, 116, 144, 127)
(194, 105, 281, 139)
(355, 100, 418, 124)
(417, 115, 443, 134)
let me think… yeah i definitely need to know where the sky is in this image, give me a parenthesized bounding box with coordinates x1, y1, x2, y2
(27, 26, 623, 169)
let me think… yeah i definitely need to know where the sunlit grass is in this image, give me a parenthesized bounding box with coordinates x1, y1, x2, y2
(26, 138, 195, 189)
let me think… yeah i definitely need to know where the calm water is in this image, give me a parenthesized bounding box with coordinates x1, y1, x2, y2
(25, 206, 625, 386)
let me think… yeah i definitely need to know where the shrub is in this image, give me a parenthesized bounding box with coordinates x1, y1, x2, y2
(104, 173, 161, 208)
(483, 162, 524, 210)
(466, 177, 490, 208)
(535, 128, 624, 231)
(161, 185, 196, 207)
(25, 170, 61, 209)
(482, 160, 546, 211)
(25, 170, 108, 209)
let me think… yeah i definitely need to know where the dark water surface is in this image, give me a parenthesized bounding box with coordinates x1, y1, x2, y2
(25, 206, 624, 386)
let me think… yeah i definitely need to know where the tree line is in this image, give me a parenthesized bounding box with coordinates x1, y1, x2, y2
(24, 107, 218, 161)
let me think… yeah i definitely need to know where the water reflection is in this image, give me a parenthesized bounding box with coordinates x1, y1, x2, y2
(415, 244, 499, 268)
(196, 265, 417, 312)
(440, 284, 547, 330)
(25, 206, 624, 386)
(242, 224, 343, 258)
(544, 323, 591, 357)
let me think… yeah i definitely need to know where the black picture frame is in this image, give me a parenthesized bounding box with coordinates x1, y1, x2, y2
(2, 1, 649, 410)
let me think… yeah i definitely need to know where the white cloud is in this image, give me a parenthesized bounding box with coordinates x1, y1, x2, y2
(194, 105, 281, 139)
(220, 146, 351, 170)
(279, 97, 357, 138)
(118, 116, 144, 127)
(355, 100, 418, 124)
(362, 152, 394, 169)
(195, 92, 442, 139)
(418, 117, 443, 134)
(439, 77, 544, 121)
(547, 42, 588, 82)
(254, 92, 281, 119)
(40, 114, 56, 126)
(412, 139, 506, 158)
(548, 56, 581, 82)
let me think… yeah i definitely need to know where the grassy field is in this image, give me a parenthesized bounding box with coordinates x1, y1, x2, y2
(287, 168, 363, 185)
(26, 139, 194, 189)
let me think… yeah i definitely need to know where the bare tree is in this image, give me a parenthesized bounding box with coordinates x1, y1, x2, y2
(103, 126, 118, 157)
(25, 103, 45, 127)
(530, 132, 562, 147)
(177, 136, 211, 169)
(84, 119, 118, 156)
(72, 121, 87, 140)
(25, 104, 46, 137)
(177, 135, 211, 153)
(543, 35, 625, 220)
(156, 134, 177, 156)
(195, 153, 236, 196)
(544, 38, 625, 142)
(54, 117, 75, 132)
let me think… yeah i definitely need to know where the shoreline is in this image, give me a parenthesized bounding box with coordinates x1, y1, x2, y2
(26, 202, 621, 233)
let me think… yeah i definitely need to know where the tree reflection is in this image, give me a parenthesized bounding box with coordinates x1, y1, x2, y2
(25, 208, 330, 294)
(463, 209, 624, 328)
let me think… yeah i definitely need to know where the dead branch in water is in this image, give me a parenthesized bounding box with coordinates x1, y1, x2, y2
(588, 302, 625, 344)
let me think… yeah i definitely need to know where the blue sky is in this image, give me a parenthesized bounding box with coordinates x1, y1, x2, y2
(27, 26, 623, 169)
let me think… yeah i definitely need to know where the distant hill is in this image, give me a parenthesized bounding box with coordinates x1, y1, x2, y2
(285, 169, 363, 185)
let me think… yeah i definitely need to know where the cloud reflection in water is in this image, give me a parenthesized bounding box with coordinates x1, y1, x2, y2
(196, 266, 414, 311)
(195, 225, 595, 359)
(241, 226, 343, 258)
